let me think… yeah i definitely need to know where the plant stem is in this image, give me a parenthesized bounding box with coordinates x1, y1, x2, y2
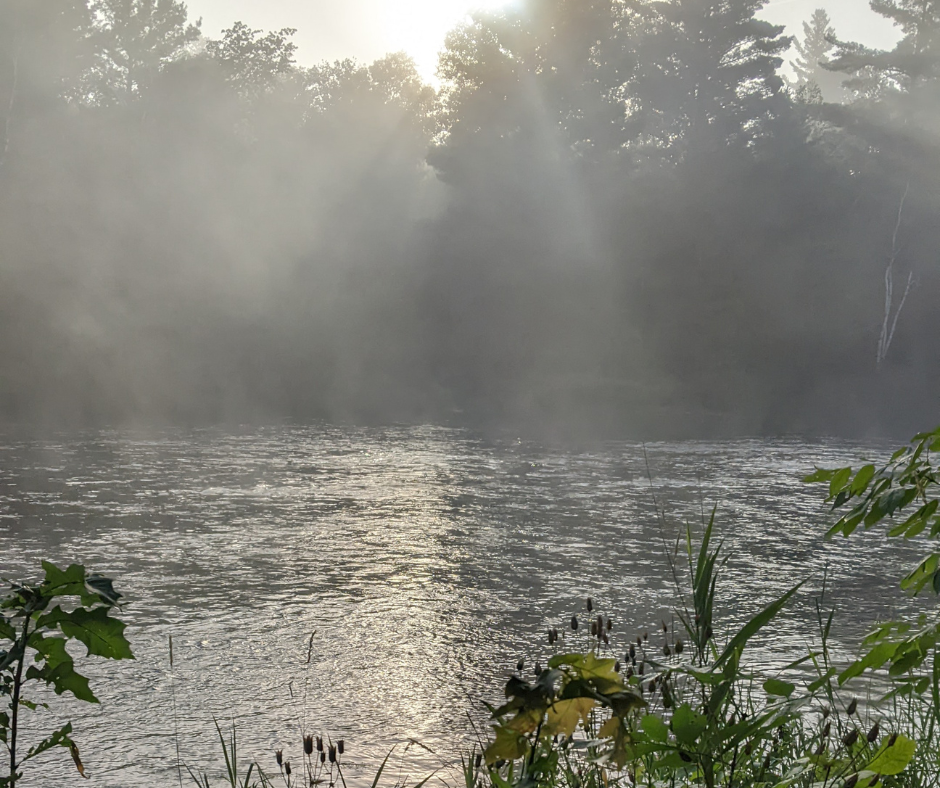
(9, 614, 31, 788)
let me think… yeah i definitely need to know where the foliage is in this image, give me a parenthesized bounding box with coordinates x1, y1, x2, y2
(0, 561, 133, 787)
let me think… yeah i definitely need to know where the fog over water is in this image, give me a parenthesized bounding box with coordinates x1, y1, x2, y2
(1, 0, 939, 438)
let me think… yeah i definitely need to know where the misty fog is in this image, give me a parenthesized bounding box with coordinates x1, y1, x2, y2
(1, 0, 938, 439)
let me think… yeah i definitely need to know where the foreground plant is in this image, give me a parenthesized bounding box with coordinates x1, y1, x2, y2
(477, 508, 921, 788)
(0, 562, 133, 787)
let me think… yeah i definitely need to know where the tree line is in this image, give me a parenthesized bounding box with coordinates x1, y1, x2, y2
(1, 0, 937, 438)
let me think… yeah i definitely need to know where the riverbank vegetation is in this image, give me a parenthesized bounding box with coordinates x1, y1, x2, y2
(5, 426, 940, 786)
(2, 0, 940, 436)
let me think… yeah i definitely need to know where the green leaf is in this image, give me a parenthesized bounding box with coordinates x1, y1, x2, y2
(866, 733, 916, 775)
(763, 679, 795, 697)
(851, 465, 876, 494)
(829, 467, 852, 497)
(484, 726, 529, 765)
(839, 642, 899, 685)
(671, 703, 706, 745)
(804, 468, 836, 484)
(902, 555, 940, 596)
(36, 606, 134, 660)
(41, 563, 87, 598)
(640, 714, 669, 743)
(714, 583, 802, 669)
(23, 723, 73, 763)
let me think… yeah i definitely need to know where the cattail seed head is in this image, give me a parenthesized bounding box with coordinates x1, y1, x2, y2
(842, 729, 859, 747)
(320, 752, 326, 764)
(847, 698, 858, 716)
(276, 750, 283, 766)
(337, 740, 344, 755)
(591, 621, 598, 636)
(317, 736, 324, 752)
(285, 762, 292, 777)
(587, 598, 593, 612)
(552, 628, 558, 641)
(329, 745, 337, 763)
(867, 723, 879, 743)
(304, 735, 314, 755)
(571, 616, 579, 631)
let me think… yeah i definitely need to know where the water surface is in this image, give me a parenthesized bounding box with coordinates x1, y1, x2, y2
(0, 426, 921, 787)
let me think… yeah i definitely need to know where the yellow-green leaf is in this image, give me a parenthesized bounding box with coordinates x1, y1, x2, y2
(544, 698, 595, 737)
(867, 734, 915, 775)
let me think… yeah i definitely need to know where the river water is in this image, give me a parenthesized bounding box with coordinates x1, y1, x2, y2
(0, 426, 925, 787)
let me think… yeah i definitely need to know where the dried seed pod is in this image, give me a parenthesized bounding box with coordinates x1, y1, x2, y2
(679, 751, 691, 763)
(675, 640, 684, 654)
(337, 740, 344, 755)
(638, 662, 645, 676)
(843, 773, 858, 788)
(591, 621, 598, 636)
(762, 754, 771, 770)
(317, 736, 324, 752)
(547, 630, 554, 644)
(847, 698, 858, 716)
(867, 723, 879, 743)
(285, 762, 292, 777)
(614, 661, 621, 672)
(625, 666, 634, 678)
(636, 636, 642, 647)
(552, 628, 558, 642)
(663, 644, 671, 657)
(629, 644, 636, 659)
(662, 620, 668, 633)
(822, 722, 831, 738)
(870, 774, 881, 786)
(587, 598, 593, 612)
(329, 745, 337, 763)
(320, 752, 326, 764)
(842, 729, 859, 747)
(648, 680, 656, 694)
(304, 735, 314, 755)
(822, 705, 830, 719)
(888, 733, 898, 747)
(276, 750, 283, 766)
(534, 662, 541, 675)
(744, 741, 753, 756)
(704, 625, 713, 640)
(571, 616, 579, 631)
(474, 753, 483, 769)
(643, 632, 648, 641)
(606, 618, 613, 631)
(517, 658, 524, 672)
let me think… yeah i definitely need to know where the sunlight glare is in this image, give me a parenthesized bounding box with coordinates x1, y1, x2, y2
(381, 0, 515, 83)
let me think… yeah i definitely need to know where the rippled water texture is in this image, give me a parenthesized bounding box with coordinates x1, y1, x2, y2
(0, 427, 924, 787)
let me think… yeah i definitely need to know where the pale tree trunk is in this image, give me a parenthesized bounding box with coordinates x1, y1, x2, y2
(0, 45, 19, 174)
(877, 182, 915, 369)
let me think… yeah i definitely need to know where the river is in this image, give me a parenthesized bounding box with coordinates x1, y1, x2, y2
(0, 426, 924, 787)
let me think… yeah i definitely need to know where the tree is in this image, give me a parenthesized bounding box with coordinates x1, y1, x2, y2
(623, 0, 792, 157)
(790, 8, 843, 102)
(206, 21, 296, 99)
(88, 0, 200, 104)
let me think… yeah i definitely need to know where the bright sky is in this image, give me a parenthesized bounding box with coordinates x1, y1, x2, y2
(184, 0, 901, 82)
